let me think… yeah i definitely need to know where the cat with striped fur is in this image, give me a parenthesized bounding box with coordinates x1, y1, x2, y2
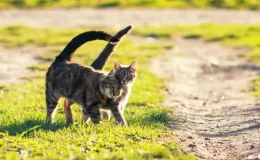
(101, 60, 137, 122)
(45, 27, 136, 125)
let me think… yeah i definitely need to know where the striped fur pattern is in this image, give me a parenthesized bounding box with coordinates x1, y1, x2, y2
(101, 60, 137, 124)
(45, 30, 132, 125)
(46, 65, 124, 124)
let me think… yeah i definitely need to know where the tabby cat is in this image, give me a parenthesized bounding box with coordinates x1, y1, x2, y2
(45, 30, 136, 126)
(100, 60, 137, 122)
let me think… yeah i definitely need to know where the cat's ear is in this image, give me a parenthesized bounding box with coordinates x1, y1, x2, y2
(114, 60, 121, 71)
(129, 61, 137, 72)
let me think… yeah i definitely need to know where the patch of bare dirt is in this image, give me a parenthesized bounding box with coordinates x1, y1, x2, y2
(0, 45, 43, 85)
(152, 38, 260, 159)
(0, 9, 260, 28)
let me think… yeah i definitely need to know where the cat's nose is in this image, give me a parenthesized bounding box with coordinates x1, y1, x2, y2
(122, 80, 127, 84)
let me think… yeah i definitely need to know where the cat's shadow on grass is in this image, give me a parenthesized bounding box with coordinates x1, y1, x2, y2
(0, 119, 67, 136)
(0, 110, 171, 137)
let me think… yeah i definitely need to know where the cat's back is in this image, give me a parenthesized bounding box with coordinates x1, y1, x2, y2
(48, 60, 94, 75)
(46, 61, 104, 90)
(46, 61, 106, 101)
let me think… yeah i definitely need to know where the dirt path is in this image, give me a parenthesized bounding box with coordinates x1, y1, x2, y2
(1, 8, 260, 28)
(152, 38, 260, 159)
(0, 45, 43, 85)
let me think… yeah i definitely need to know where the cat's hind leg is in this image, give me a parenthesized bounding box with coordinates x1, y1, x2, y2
(64, 99, 74, 124)
(46, 90, 60, 123)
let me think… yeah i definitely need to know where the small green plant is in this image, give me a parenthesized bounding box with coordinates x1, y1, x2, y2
(249, 77, 260, 98)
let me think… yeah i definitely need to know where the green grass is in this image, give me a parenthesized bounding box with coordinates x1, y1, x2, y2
(0, 26, 195, 159)
(134, 23, 260, 61)
(0, 0, 260, 9)
(248, 77, 260, 99)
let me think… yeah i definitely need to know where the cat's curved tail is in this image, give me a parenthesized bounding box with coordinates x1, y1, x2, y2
(55, 31, 119, 62)
(91, 25, 133, 70)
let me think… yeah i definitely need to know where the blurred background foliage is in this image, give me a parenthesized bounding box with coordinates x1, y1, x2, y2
(0, 0, 260, 9)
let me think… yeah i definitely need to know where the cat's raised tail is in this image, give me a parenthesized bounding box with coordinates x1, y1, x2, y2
(91, 25, 133, 70)
(55, 31, 119, 62)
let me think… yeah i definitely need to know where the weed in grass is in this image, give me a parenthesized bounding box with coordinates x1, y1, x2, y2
(249, 77, 260, 98)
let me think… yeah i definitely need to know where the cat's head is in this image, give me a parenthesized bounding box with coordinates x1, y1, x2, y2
(113, 60, 137, 86)
(101, 71, 122, 98)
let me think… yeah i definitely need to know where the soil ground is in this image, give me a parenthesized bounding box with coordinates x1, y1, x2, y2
(0, 8, 259, 160)
(1, 9, 260, 28)
(152, 38, 260, 159)
(0, 45, 43, 85)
